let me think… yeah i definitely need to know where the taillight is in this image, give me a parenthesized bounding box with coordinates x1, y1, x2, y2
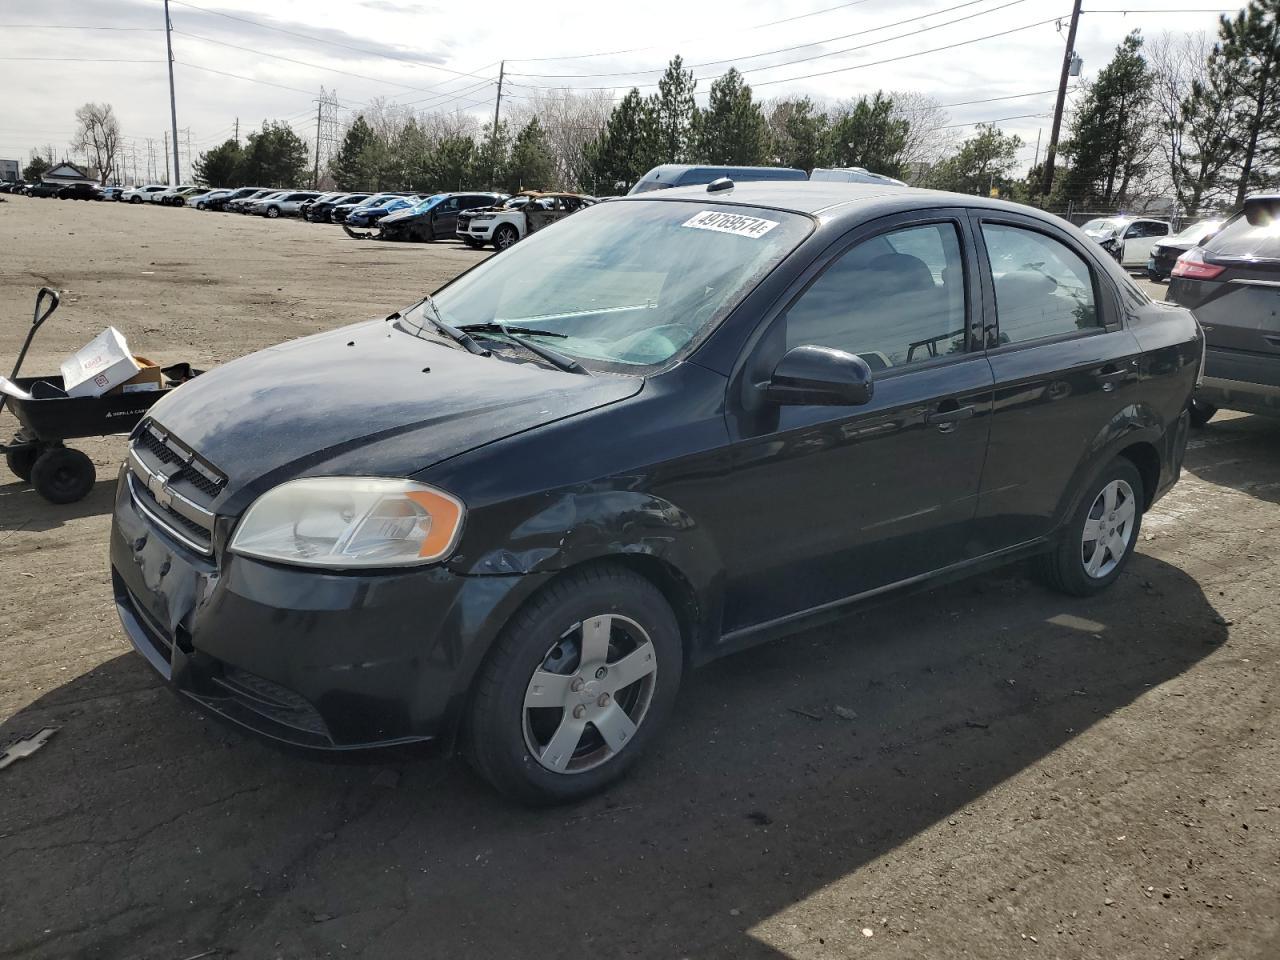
(1172, 248, 1225, 280)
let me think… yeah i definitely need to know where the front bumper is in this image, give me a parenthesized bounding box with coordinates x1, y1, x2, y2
(463, 222, 496, 239)
(110, 469, 547, 749)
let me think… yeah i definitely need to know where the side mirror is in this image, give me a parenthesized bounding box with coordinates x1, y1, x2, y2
(762, 344, 874, 406)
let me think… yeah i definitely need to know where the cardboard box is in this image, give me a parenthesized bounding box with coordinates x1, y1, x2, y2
(117, 356, 163, 394)
(60, 327, 141, 398)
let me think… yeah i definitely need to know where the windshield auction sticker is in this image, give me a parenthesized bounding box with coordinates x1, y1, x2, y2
(682, 210, 780, 238)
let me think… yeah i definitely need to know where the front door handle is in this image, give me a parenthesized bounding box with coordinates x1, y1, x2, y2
(925, 403, 976, 427)
(1095, 364, 1133, 391)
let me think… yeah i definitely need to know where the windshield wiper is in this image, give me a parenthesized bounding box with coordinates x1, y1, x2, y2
(458, 322, 587, 374)
(457, 322, 567, 338)
(419, 295, 489, 356)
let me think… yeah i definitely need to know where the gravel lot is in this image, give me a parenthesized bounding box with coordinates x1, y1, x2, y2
(1, 195, 1277, 959)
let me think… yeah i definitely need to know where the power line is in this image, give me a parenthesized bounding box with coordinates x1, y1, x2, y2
(508, 0, 1030, 79)
(172, 29, 455, 94)
(506, 0, 879, 64)
(0, 24, 162, 31)
(0, 56, 164, 62)
(166, 0, 498, 86)
(513, 15, 1065, 92)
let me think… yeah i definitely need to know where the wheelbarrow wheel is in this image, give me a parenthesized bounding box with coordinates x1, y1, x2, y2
(5, 435, 39, 483)
(30, 447, 96, 504)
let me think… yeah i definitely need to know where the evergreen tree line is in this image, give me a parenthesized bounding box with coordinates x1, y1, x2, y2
(192, 0, 1277, 215)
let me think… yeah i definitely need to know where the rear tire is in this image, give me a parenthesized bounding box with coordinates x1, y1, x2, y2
(466, 564, 683, 805)
(1188, 398, 1217, 428)
(30, 447, 96, 504)
(1037, 457, 1143, 597)
(5, 435, 39, 483)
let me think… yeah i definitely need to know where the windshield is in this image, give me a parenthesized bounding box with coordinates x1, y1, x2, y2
(1204, 211, 1280, 261)
(420, 200, 812, 368)
(1174, 220, 1221, 242)
(411, 194, 446, 212)
(1081, 218, 1122, 235)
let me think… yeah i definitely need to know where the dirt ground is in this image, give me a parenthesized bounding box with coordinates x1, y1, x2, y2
(1, 194, 1277, 960)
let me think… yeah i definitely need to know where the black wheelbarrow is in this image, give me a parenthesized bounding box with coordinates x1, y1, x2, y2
(1, 288, 200, 504)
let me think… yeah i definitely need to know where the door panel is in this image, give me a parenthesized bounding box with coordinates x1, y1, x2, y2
(719, 214, 993, 631)
(722, 360, 993, 630)
(973, 214, 1144, 549)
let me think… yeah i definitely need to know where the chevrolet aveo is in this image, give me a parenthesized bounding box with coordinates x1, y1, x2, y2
(112, 182, 1202, 803)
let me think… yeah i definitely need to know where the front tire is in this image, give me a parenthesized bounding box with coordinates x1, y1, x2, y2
(1037, 457, 1143, 597)
(466, 564, 683, 805)
(1188, 398, 1217, 428)
(266, 206, 280, 219)
(493, 224, 519, 251)
(130, 196, 141, 204)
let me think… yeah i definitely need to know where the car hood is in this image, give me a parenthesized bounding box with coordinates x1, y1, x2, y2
(144, 319, 642, 504)
(380, 207, 424, 224)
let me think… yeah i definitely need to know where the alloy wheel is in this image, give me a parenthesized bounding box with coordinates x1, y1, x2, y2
(522, 614, 658, 774)
(1081, 479, 1136, 578)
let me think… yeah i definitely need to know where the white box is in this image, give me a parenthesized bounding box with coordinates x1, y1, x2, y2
(60, 327, 141, 398)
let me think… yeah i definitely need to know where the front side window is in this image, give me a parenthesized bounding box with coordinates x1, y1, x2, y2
(424, 200, 813, 368)
(782, 222, 968, 371)
(981, 223, 1098, 345)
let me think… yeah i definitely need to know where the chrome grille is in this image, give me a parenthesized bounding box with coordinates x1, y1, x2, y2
(127, 421, 226, 556)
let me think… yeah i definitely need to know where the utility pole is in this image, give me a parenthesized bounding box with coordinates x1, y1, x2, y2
(1040, 0, 1082, 198)
(490, 60, 504, 186)
(163, 0, 181, 185)
(184, 128, 191, 183)
(1033, 127, 1042, 170)
(234, 117, 239, 145)
(163, 130, 170, 186)
(312, 97, 323, 189)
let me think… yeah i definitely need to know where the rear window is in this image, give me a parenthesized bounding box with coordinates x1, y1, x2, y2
(1204, 212, 1280, 261)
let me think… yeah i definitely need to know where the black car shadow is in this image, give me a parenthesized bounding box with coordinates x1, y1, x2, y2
(1184, 413, 1280, 506)
(0, 554, 1224, 959)
(0, 476, 116, 532)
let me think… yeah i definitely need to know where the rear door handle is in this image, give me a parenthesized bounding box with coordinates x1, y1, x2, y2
(925, 404, 976, 426)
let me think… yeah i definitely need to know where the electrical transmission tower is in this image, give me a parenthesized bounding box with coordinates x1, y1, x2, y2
(311, 87, 342, 187)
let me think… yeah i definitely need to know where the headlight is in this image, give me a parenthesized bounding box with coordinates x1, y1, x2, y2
(229, 478, 464, 569)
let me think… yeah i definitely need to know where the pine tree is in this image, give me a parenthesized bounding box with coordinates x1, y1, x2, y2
(22, 155, 51, 182)
(648, 56, 698, 163)
(826, 92, 909, 177)
(768, 97, 828, 172)
(927, 124, 1023, 195)
(193, 139, 243, 187)
(392, 118, 430, 191)
(330, 116, 378, 189)
(581, 89, 657, 193)
(1058, 31, 1159, 206)
(240, 121, 309, 187)
(1217, 0, 1280, 205)
(696, 68, 769, 164)
(468, 122, 507, 190)
(429, 134, 476, 192)
(505, 118, 555, 192)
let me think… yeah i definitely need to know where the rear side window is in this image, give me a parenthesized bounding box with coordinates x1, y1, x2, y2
(784, 222, 968, 370)
(981, 223, 1098, 345)
(1203, 213, 1280, 260)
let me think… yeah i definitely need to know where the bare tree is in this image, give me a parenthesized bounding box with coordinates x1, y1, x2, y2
(506, 88, 613, 188)
(72, 102, 121, 184)
(890, 91, 955, 183)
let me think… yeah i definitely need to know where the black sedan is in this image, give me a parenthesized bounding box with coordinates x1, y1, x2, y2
(310, 192, 373, 223)
(57, 182, 101, 200)
(1147, 219, 1224, 281)
(1167, 194, 1280, 424)
(111, 182, 1201, 804)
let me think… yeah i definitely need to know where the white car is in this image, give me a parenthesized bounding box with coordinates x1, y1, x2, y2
(460, 192, 595, 250)
(1081, 216, 1171, 268)
(249, 190, 322, 218)
(148, 184, 195, 204)
(121, 184, 169, 204)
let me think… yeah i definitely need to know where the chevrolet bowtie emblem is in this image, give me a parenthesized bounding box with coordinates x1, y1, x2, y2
(147, 468, 175, 509)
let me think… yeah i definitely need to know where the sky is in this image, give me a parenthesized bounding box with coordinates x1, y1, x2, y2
(0, 0, 1236, 183)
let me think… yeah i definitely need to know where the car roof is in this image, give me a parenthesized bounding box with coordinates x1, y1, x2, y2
(612, 180, 1079, 229)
